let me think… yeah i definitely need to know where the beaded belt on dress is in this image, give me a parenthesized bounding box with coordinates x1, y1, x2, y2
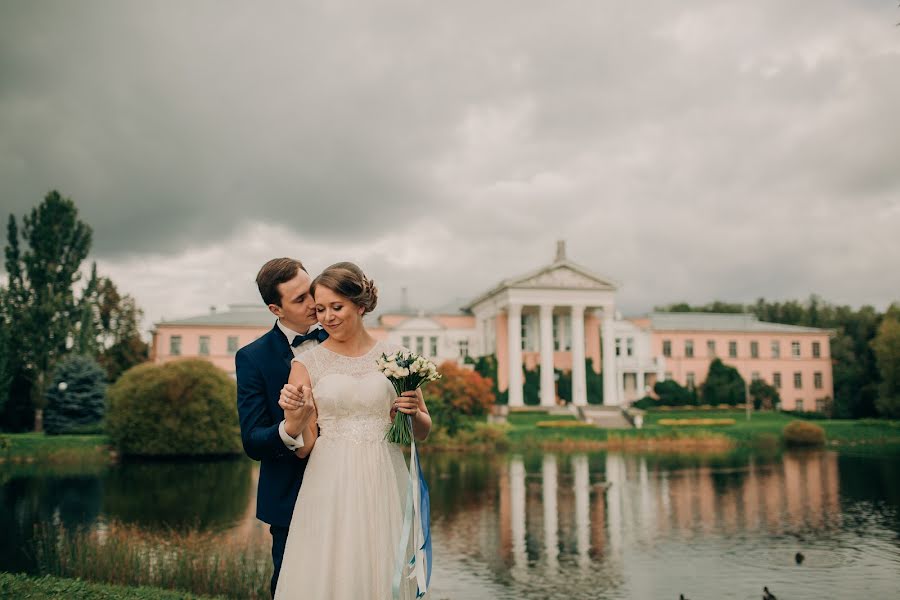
(318, 416, 390, 443)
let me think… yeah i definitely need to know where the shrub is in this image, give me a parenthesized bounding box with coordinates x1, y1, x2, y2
(653, 380, 697, 406)
(783, 420, 826, 447)
(424, 361, 495, 436)
(701, 359, 746, 406)
(632, 396, 657, 410)
(106, 359, 241, 457)
(44, 355, 107, 435)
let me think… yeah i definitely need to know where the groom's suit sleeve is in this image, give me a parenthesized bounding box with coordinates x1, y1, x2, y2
(235, 348, 293, 461)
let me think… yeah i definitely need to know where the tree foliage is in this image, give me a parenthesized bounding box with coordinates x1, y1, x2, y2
(652, 379, 697, 406)
(701, 358, 746, 406)
(43, 355, 107, 435)
(106, 359, 241, 457)
(1, 191, 148, 432)
(871, 306, 900, 418)
(424, 361, 495, 435)
(749, 379, 781, 411)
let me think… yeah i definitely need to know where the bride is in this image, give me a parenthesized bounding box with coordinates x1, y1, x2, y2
(274, 261, 432, 599)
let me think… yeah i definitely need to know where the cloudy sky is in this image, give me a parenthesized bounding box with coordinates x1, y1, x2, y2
(1, 0, 898, 330)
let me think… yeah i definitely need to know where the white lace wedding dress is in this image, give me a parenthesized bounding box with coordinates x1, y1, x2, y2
(274, 340, 418, 600)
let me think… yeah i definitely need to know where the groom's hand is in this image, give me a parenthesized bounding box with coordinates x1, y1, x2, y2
(281, 385, 316, 436)
(280, 384, 302, 410)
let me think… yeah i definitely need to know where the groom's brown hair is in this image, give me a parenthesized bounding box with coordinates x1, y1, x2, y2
(256, 258, 307, 307)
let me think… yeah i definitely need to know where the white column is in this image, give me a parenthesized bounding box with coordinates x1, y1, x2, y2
(602, 307, 618, 406)
(507, 304, 524, 407)
(539, 305, 555, 407)
(573, 454, 591, 568)
(571, 305, 587, 406)
(510, 456, 527, 573)
(636, 370, 644, 399)
(542, 454, 559, 571)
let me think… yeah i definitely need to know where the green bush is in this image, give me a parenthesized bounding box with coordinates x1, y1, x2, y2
(106, 359, 241, 457)
(0, 572, 215, 599)
(44, 355, 108, 435)
(783, 420, 826, 447)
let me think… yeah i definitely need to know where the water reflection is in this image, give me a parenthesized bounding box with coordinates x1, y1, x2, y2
(1, 449, 898, 599)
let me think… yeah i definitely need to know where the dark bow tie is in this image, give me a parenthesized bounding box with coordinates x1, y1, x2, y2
(291, 327, 329, 347)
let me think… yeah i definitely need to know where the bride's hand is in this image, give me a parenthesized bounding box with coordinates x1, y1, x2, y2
(282, 385, 317, 430)
(391, 391, 419, 419)
(279, 384, 302, 410)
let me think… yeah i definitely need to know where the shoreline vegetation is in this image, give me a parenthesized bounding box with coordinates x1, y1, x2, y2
(2, 409, 899, 463)
(0, 572, 219, 599)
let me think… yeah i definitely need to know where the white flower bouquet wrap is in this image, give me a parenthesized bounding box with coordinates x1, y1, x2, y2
(377, 350, 441, 444)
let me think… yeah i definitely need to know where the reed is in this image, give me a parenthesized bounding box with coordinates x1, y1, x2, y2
(33, 520, 270, 600)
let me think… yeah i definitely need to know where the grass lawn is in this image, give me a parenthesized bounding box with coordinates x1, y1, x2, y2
(0, 432, 113, 463)
(0, 573, 218, 600)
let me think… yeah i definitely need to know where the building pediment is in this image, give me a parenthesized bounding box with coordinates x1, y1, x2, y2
(390, 317, 445, 331)
(510, 263, 617, 291)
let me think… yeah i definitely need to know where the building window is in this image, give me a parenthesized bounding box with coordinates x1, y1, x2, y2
(751, 372, 760, 382)
(750, 341, 759, 359)
(771, 341, 780, 359)
(707, 340, 716, 357)
(227, 336, 238, 355)
(170, 336, 182, 356)
(402, 336, 411, 349)
(615, 338, 622, 357)
(812, 342, 821, 358)
(791, 341, 801, 358)
(562, 315, 572, 351)
(665, 371, 673, 381)
(416, 336, 424, 355)
(626, 338, 634, 357)
(793, 372, 802, 389)
(685, 340, 694, 358)
(773, 372, 781, 388)
(458, 340, 469, 359)
(728, 341, 737, 358)
(430, 336, 438, 357)
(814, 372, 823, 389)
(662, 340, 671, 357)
(199, 336, 210, 356)
(816, 398, 828, 412)
(686, 372, 695, 389)
(796, 399, 804, 412)
(521, 316, 529, 351)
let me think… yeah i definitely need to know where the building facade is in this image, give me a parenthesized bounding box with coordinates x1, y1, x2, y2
(151, 242, 833, 411)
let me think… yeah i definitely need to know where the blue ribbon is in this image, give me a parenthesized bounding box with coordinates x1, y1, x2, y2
(392, 415, 432, 599)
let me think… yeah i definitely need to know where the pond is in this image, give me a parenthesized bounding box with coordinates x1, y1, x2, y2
(2, 449, 898, 599)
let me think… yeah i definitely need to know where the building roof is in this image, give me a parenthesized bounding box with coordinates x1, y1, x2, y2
(464, 241, 619, 310)
(648, 312, 830, 334)
(156, 304, 275, 327)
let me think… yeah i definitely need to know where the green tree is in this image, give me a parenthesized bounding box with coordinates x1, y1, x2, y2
(2, 191, 92, 431)
(0, 291, 12, 418)
(871, 307, 900, 418)
(77, 264, 149, 380)
(43, 355, 107, 435)
(701, 358, 746, 406)
(653, 379, 697, 406)
(749, 379, 780, 410)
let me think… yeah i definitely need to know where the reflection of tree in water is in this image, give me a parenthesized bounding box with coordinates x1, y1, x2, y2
(422, 452, 500, 519)
(0, 467, 103, 573)
(102, 458, 251, 531)
(837, 453, 900, 533)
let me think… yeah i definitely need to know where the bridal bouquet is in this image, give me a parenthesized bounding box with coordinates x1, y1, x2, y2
(378, 350, 441, 444)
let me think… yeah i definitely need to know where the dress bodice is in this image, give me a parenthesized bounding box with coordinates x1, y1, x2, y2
(293, 340, 401, 443)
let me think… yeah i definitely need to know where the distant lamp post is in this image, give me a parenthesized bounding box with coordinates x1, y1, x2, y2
(58, 382, 68, 392)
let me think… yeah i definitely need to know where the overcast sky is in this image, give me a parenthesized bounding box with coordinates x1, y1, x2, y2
(1, 0, 898, 331)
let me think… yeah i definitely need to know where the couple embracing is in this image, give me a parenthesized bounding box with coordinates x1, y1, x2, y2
(235, 258, 432, 599)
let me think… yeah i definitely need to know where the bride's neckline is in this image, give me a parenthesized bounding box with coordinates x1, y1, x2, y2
(318, 339, 381, 359)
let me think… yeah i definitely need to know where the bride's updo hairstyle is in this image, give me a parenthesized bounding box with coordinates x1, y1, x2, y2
(311, 262, 379, 315)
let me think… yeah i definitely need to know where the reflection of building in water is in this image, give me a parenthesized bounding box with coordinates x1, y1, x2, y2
(496, 451, 841, 575)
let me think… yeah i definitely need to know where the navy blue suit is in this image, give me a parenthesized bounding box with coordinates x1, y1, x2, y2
(235, 322, 307, 597)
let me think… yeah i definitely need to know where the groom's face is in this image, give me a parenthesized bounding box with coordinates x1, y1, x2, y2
(270, 270, 317, 332)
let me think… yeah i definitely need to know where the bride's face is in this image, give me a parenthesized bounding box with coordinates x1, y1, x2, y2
(314, 285, 364, 339)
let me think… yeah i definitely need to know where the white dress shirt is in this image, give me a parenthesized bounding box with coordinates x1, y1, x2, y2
(276, 320, 324, 451)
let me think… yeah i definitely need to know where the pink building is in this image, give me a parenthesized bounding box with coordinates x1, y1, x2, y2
(151, 242, 833, 411)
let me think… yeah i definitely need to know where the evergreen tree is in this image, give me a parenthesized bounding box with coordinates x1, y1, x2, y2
(43, 355, 107, 435)
(749, 379, 780, 410)
(653, 379, 697, 406)
(701, 358, 746, 406)
(2, 191, 92, 430)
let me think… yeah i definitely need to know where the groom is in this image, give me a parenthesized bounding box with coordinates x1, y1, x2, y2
(235, 257, 327, 598)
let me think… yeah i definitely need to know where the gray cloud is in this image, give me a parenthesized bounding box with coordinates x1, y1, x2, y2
(1, 0, 899, 327)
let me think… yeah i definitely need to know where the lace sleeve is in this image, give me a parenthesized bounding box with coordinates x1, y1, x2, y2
(291, 347, 323, 387)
